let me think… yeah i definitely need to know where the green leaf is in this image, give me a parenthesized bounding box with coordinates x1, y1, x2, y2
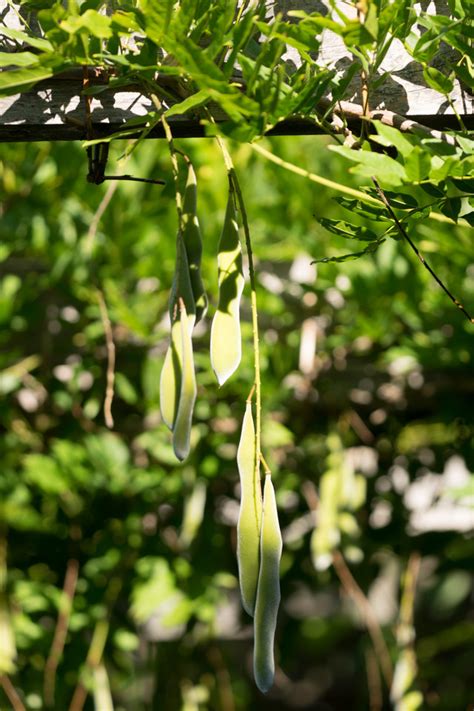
(330, 145, 407, 186)
(164, 89, 211, 118)
(23, 455, 70, 495)
(0, 51, 41, 68)
(0, 65, 55, 95)
(0, 26, 53, 52)
(334, 197, 389, 221)
(60, 10, 113, 39)
(455, 57, 474, 90)
(320, 218, 380, 242)
(115, 372, 138, 405)
(372, 121, 417, 158)
(450, 177, 474, 193)
(404, 146, 432, 182)
(423, 66, 454, 94)
(287, 11, 343, 35)
(441, 197, 462, 220)
(313, 239, 384, 263)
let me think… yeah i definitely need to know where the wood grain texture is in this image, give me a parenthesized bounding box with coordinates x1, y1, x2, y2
(0, 1, 472, 141)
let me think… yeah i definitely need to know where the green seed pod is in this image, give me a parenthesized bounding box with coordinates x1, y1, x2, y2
(159, 321, 182, 430)
(253, 474, 282, 694)
(172, 298, 197, 461)
(237, 401, 262, 616)
(160, 232, 196, 431)
(182, 162, 208, 323)
(210, 189, 244, 386)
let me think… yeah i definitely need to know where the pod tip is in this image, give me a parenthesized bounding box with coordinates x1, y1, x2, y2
(241, 597, 255, 618)
(173, 445, 188, 462)
(254, 671, 274, 694)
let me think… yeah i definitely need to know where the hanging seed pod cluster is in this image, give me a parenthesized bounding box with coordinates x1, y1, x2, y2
(159, 151, 282, 693)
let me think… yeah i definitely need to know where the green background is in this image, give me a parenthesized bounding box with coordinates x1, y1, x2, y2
(0, 134, 473, 710)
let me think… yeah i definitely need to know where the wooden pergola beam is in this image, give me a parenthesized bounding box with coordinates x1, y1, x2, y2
(0, 1, 472, 142)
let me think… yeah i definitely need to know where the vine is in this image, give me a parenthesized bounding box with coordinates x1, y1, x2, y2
(0, 0, 472, 700)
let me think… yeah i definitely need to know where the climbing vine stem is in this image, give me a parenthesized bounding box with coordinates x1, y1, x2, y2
(215, 135, 262, 482)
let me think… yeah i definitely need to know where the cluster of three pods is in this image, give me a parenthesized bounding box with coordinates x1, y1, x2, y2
(159, 166, 245, 459)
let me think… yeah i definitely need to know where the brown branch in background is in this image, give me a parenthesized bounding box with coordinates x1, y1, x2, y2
(346, 409, 375, 444)
(365, 647, 383, 711)
(301, 480, 319, 516)
(207, 646, 235, 711)
(84, 179, 119, 254)
(372, 178, 474, 324)
(97, 289, 116, 429)
(0, 676, 26, 711)
(301, 482, 393, 688)
(44, 558, 80, 708)
(332, 550, 394, 689)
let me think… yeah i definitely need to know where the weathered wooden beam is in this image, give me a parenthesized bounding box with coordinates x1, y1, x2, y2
(0, 1, 472, 142)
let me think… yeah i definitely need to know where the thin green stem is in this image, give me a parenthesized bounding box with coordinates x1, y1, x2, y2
(150, 93, 183, 218)
(251, 142, 465, 226)
(372, 177, 473, 324)
(447, 96, 467, 133)
(253, 141, 382, 203)
(214, 135, 262, 482)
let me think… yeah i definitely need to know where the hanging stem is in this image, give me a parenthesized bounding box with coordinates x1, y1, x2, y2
(97, 289, 116, 429)
(150, 93, 183, 219)
(214, 135, 262, 479)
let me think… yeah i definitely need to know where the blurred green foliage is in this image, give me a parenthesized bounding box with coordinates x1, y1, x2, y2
(0, 133, 473, 711)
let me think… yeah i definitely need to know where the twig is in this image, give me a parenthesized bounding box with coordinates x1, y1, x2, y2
(246, 383, 256, 403)
(97, 290, 116, 428)
(301, 482, 393, 687)
(259, 452, 272, 475)
(347, 409, 375, 444)
(365, 647, 383, 711)
(332, 550, 394, 688)
(0, 676, 26, 711)
(84, 179, 119, 254)
(207, 646, 235, 711)
(100, 174, 165, 185)
(372, 178, 474, 324)
(44, 558, 80, 708)
(301, 480, 319, 516)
